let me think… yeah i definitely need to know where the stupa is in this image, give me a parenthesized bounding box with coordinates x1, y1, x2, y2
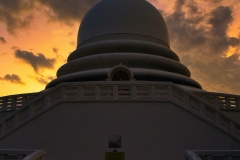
(0, 0, 239, 159)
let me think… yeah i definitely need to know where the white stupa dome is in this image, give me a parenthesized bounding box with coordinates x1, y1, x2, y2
(77, 0, 170, 48)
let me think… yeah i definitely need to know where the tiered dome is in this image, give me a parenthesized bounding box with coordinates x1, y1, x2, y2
(46, 0, 201, 89)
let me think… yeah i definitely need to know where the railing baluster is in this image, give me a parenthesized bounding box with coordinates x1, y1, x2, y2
(1, 98, 6, 111)
(11, 97, 16, 110)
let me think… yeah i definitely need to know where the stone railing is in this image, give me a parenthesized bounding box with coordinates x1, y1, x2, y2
(0, 150, 46, 160)
(192, 91, 240, 110)
(0, 93, 40, 112)
(0, 82, 240, 141)
(185, 150, 240, 160)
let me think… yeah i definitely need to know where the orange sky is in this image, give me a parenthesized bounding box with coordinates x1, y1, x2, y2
(0, 0, 240, 96)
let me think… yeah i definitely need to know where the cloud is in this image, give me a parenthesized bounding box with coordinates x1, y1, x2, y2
(35, 75, 55, 85)
(0, 37, 6, 44)
(164, 0, 240, 94)
(52, 47, 58, 53)
(14, 49, 56, 72)
(0, 0, 34, 35)
(0, 74, 25, 85)
(38, 0, 100, 24)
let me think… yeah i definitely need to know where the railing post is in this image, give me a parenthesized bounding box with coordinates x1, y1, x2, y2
(1, 98, 7, 111)
(113, 85, 118, 99)
(150, 85, 155, 99)
(168, 85, 173, 101)
(131, 85, 137, 99)
(226, 97, 230, 109)
(11, 97, 16, 110)
(95, 85, 100, 99)
(237, 98, 240, 110)
(22, 96, 26, 106)
(215, 96, 219, 109)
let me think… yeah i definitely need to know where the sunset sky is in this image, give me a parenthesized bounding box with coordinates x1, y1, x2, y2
(0, 0, 240, 97)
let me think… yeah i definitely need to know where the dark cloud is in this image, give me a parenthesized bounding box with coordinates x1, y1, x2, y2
(0, 0, 99, 34)
(38, 0, 99, 23)
(164, 0, 240, 94)
(188, 54, 240, 94)
(229, 37, 240, 47)
(52, 47, 58, 53)
(35, 75, 55, 85)
(208, 6, 233, 37)
(14, 49, 56, 72)
(0, 74, 25, 85)
(0, 37, 6, 44)
(0, 0, 34, 35)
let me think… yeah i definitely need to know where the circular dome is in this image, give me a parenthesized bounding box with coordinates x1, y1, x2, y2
(77, 0, 170, 47)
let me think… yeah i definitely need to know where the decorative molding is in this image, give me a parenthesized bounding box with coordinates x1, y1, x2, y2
(78, 33, 170, 48)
